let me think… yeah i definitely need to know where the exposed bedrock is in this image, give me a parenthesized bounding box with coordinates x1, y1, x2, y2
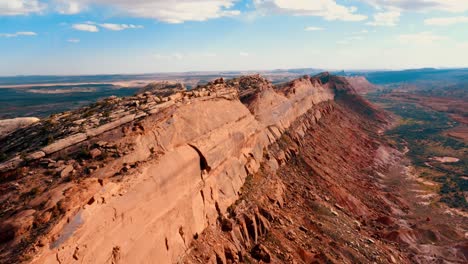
(42, 78, 333, 264)
(0, 117, 40, 139)
(0, 75, 341, 263)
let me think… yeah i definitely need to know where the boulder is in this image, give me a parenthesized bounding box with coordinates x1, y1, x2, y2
(60, 165, 74, 178)
(89, 148, 102, 159)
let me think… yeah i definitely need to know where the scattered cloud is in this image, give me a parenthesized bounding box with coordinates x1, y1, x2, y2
(362, 0, 468, 27)
(304, 26, 323, 31)
(0, 0, 45, 15)
(72, 22, 143, 32)
(254, 0, 367, 21)
(239, 52, 249, 57)
(99, 23, 143, 31)
(398, 32, 447, 45)
(1, 1, 241, 23)
(54, 0, 82, 14)
(424, 16, 468, 26)
(50, 0, 240, 23)
(0, 31, 37, 37)
(362, 0, 468, 13)
(72, 23, 99, 32)
(67, 38, 80, 43)
(367, 10, 400, 26)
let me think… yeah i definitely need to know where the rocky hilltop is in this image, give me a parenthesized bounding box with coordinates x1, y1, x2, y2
(0, 74, 466, 264)
(345, 76, 378, 95)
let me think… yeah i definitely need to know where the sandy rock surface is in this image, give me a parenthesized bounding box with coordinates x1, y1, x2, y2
(0, 117, 39, 138)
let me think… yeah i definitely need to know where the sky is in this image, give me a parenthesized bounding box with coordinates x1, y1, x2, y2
(0, 0, 468, 75)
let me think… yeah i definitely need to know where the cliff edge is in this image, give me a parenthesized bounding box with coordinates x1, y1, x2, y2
(1, 74, 464, 263)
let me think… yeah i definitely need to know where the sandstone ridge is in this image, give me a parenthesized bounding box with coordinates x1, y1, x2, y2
(0, 74, 337, 263)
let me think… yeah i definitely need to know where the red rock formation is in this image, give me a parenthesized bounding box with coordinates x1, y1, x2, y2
(0, 74, 334, 263)
(0, 74, 465, 264)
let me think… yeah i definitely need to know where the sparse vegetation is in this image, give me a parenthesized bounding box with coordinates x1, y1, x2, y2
(368, 92, 468, 210)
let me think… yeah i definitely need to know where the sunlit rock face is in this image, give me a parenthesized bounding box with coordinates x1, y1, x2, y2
(0, 74, 338, 263)
(0, 117, 40, 139)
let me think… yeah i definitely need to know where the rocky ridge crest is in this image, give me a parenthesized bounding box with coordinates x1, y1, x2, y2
(0, 74, 337, 263)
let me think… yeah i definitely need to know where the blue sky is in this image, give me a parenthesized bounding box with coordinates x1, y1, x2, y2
(1, 0, 468, 75)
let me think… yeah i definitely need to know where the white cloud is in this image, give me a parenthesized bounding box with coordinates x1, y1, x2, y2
(367, 10, 400, 26)
(424, 16, 468, 26)
(239, 52, 249, 57)
(362, 0, 468, 13)
(99, 23, 143, 31)
(304, 26, 323, 31)
(72, 23, 99, 32)
(398, 32, 447, 45)
(0, 31, 37, 37)
(254, 0, 367, 21)
(54, 0, 83, 14)
(0, 0, 44, 15)
(72, 22, 144, 32)
(47, 0, 241, 23)
(67, 38, 80, 43)
(362, 0, 468, 26)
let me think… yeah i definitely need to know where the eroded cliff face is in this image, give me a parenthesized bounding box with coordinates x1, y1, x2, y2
(0, 74, 336, 263)
(3, 74, 464, 264)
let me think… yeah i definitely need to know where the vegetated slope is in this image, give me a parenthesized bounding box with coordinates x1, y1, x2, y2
(0, 74, 466, 264)
(367, 90, 468, 211)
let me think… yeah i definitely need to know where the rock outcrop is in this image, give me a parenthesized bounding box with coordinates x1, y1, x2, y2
(0, 74, 334, 263)
(0, 117, 39, 139)
(345, 76, 378, 95)
(1, 74, 464, 264)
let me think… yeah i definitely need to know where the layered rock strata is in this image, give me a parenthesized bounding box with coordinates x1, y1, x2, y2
(0, 74, 337, 263)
